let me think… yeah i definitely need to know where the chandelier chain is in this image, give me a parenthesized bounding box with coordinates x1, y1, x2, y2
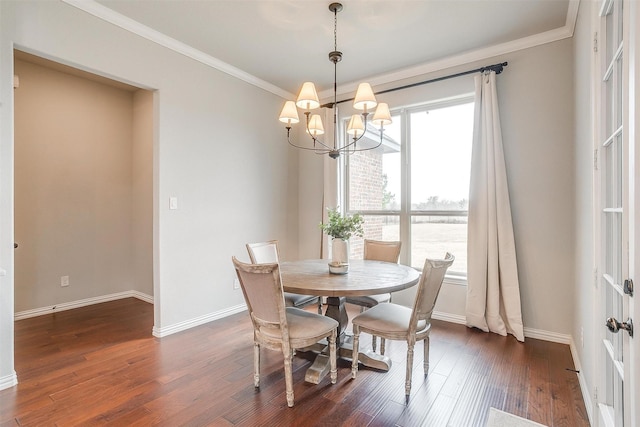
(334, 8, 337, 52)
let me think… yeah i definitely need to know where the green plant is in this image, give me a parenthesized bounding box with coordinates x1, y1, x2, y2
(319, 207, 364, 240)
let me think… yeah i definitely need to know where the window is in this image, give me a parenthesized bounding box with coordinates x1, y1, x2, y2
(344, 95, 474, 279)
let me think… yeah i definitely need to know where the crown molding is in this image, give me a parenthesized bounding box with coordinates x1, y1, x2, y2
(322, 4, 580, 100)
(566, 0, 581, 35)
(62, 0, 578, 103)
(61, 0, 295, 100)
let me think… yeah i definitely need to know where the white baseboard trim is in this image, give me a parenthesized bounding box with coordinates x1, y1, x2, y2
(152, 304, 247, 338)
(522, 327, 572, 344)
(569, 338, 594, 426)
(433, 311, 466, 325)
(0, 371, 18, 391)
(14, 291, 154, 321)
(432, 311, 574, 345)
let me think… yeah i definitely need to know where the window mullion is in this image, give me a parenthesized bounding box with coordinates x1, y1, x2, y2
(399, 109, 411, 265)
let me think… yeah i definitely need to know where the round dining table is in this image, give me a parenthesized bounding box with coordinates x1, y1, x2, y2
(280, 259, 420, 384)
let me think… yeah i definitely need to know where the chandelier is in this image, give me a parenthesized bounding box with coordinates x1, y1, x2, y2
(278, 2, 392, 159)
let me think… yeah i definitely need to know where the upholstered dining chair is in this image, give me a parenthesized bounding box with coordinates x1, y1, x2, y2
(346, 239, 402, 352)
(350, 253, 454, 404)
(246, 240, 322, 314)
(232, 257, 338, 407)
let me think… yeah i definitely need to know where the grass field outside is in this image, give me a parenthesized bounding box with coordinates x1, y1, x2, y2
(349, 221, 468, 276)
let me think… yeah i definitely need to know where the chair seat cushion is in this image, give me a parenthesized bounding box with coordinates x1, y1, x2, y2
(261, 308, 338, 340)
(284, 292, 318, 308)
(352, 303, 427, 334)
(345, 293, 391, 308)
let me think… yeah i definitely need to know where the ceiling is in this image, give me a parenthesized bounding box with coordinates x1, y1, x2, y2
(87, 0, 575, 97)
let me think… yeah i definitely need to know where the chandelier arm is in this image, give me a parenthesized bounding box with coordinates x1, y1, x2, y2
(286, 128, 332, 153)
(340, 135, 383, 154)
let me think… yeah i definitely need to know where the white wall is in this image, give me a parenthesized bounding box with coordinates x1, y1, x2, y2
(132, 89, 154, 297)
(298, 39, 577, 336)
(572, 0, 597, 416)
(0, 0, 299, 387)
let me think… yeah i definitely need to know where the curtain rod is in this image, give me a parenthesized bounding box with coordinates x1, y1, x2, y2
(328, 61, 508, 107)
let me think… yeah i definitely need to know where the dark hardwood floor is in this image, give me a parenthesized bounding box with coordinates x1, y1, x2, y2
(1, 298, 589, 426)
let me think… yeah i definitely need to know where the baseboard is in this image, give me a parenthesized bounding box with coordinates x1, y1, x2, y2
(0, 371, 17, 391)
(432, 311, 466, 325)
(14, 291, 154, 321)
(432, 311, 574, 345)
(522, 326, 572, 344)
(152, 303, 247, 338)
(569, 337, 594, 426)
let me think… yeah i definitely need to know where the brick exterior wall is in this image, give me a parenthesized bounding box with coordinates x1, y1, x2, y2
(348, 150, 385, 258)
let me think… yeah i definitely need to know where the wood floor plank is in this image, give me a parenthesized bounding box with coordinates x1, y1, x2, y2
(0, 298, 589, 426)
(527, 353, 553, 426)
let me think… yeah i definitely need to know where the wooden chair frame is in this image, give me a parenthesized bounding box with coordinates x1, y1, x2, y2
(232, 257, 337, 407)
(346, 239, 402, 352)
(350, 253, 454, 403)
(246, 240, 322, 314)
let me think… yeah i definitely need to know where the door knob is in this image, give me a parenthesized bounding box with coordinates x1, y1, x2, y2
(605, 317, 634, 337)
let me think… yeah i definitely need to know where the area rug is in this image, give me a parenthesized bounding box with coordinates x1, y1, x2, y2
(486, 408, 548, 427)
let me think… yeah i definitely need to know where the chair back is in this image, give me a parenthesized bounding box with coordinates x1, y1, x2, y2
(364, 239, 402, 263)
(246, 240, 279, 263)
(232, 257, 287, 330)
(410, 253, 455, 330)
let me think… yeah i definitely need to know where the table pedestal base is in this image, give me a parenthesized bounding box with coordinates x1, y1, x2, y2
(302, 335, 393, 384)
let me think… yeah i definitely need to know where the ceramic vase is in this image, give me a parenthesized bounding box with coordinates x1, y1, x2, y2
(330, 237, 349, 274)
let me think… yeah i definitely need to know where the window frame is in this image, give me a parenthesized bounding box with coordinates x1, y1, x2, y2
(342, 93, 474, 282)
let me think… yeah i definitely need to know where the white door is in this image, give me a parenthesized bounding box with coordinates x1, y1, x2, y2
(595, 0, 635, 425)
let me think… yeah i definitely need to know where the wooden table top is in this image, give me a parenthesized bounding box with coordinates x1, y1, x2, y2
(280, 259, 420, 297)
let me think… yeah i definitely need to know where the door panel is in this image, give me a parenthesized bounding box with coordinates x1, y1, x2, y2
(596, 1, 633, 425)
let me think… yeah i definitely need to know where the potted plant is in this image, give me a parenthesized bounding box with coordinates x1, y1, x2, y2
(319, 207, 364, 273)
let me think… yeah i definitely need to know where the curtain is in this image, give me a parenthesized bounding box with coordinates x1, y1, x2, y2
(466, 71, 524, 342)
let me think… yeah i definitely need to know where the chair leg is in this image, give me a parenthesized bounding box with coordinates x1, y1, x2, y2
(318, 298, 323, 314)
(351, 326, 360, 379)
(329, 329, 337, 384)
(380, 338, 386, 355)
(405, 343, 415, 404)
(372, 335, 377, 352)
(423, 336, 430, 376)
(253, 342, 260, 388)
(283, 347, 294, 407)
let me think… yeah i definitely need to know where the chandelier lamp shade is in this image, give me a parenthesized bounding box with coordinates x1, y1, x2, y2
(278, 2, 392, 159)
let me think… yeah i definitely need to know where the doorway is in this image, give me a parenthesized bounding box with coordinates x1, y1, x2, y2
(13, 50, 153, 318)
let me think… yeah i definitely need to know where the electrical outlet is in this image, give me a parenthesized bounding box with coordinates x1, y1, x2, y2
(233, 278, 240, 290)
(61, 275, 69, 287)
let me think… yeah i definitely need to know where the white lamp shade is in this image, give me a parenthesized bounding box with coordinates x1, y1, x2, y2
(372, 102, 392, 127)
(278, 101, 300, 124)
(307, 114, 325, 135)
(296, 82, 320, 110)
(353, 83, 377, 111)
(347, 114, 365, 137)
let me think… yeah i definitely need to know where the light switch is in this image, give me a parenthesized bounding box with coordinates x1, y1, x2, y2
(169, 197, 178, 210)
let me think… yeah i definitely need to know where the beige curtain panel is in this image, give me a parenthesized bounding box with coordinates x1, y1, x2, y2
(466, 71, 524, 342)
